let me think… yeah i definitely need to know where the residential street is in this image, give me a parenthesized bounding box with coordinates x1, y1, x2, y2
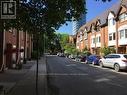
(47, 56, 127, 95)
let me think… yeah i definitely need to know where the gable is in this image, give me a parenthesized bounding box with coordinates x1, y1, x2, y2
(119, 6, 127, 15)
(108, 12, 115, 19)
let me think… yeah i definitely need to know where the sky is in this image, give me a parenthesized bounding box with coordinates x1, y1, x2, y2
(57, 0, 118, 35)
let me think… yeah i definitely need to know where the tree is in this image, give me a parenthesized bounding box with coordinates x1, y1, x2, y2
(59, 33, 69, 48)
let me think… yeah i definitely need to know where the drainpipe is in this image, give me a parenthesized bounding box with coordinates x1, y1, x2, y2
(116, 20, 118, 53)
(16, 29, 19, 67)
(23, 30, 27, 64)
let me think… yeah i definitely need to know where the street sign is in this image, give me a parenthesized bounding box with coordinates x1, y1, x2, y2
(0, 0, 16, 19)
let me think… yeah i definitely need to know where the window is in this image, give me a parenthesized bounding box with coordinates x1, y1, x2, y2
(80, 35, 82, 41)
(108, 19, 111, 26)
(112, 55, 120, 58)
(92, 38, 95, 44)
(113, 19, 115, 25)
(119, 30, 124, 39)
(124, 55, 127, 59)
(84, 32, 87, 40)
(109, 33, 112, 41)
(96, 26, 100, 32)
(108, 18, 115, 26)
(113, 33, 115, 40)
(98, 36, 101, 42)
(125, 29, 127, 38)
(80, 32, 82, 41)
(96, 36, 101, 43)
(105, 55, 112, 58)
(119, 13, 127, 22)
(109, 33, 116, 41)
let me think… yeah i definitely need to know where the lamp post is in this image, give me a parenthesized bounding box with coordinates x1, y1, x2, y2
(35, 12, 43, 95)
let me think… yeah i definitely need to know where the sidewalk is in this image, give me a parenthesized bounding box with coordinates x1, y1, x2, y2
(0, 57, 47, 95)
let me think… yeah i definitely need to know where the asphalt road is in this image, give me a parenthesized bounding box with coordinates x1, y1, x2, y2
(46, 56, 127, 95)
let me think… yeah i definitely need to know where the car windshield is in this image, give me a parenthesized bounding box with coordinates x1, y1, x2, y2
(124, 55, 127, 59)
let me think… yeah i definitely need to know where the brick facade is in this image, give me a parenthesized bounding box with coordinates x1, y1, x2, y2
(0, 29, 33, 71)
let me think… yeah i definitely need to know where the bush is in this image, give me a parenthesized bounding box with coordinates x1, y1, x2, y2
(101, 47, 116, 56)
(83, 51, 91, 56)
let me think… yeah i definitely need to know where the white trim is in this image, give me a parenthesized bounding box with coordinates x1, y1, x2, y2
(118, 25, 127, 31)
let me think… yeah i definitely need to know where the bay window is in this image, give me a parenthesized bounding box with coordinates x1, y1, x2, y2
(119, 29, 127, 39)
(120, 30, 124, 39)
(119, 13, 127, 22)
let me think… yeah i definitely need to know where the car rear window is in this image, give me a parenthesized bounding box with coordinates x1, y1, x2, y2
(124, 55, 127, 59)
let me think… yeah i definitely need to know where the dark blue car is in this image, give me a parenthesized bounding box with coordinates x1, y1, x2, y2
(86, 55, 100, 65)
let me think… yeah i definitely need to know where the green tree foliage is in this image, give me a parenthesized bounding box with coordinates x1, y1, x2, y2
(101, 46, 116, 56)
(82, 47, 91, 56)
(57, 33, 78, 55)
(59, 33, 69, 48)
(64, 43, 79, 55)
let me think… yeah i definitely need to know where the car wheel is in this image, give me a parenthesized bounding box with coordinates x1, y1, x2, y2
(99, 61, 103, 67)
(114, 64, 120, 72)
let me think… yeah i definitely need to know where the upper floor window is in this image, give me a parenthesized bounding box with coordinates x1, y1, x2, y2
(84, 32, 87, 40)
(119, 13, 127, 22)
(96, 26, 100, 32)
(108, 18, 115, 26)
(80, 32, 82, 41)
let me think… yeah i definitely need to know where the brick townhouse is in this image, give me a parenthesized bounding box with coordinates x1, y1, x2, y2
(0, 29, 33, 72)
(76, 0, 127, 55)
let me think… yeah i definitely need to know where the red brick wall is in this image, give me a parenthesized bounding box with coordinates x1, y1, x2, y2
(5, 29, 17, 46)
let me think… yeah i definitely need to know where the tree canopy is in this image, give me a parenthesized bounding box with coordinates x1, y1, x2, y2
(0, 0, 112, 33)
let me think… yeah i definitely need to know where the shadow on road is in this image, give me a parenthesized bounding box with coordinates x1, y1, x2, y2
(47, 75, 59, 95)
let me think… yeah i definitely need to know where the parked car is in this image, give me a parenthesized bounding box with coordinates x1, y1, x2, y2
(86, 55, 100, 65)
(69, 54, 76, 59)
(75, 55, 82, 62)
(99, 54, 127, 72)
(80, 56, 87, 62)
(57, 53, 65, 57)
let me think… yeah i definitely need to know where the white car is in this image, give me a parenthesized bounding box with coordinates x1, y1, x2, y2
(99, 54, 127, 72)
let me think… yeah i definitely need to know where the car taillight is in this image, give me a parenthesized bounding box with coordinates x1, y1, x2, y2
(122, 60, 127, 62)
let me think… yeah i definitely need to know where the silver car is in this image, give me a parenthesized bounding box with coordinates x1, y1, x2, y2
(99, 54, 127, 72)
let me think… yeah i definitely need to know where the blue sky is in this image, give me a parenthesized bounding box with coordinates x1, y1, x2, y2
(57, 0, 118, 34)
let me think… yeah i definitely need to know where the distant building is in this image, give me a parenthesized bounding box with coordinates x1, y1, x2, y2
(72, 1, 86, 35)
(72, 20, 79, 35)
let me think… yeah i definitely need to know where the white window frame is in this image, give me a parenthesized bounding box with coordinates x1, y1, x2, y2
(109, 32, 116, 41)
(119, 30, 124, 39)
